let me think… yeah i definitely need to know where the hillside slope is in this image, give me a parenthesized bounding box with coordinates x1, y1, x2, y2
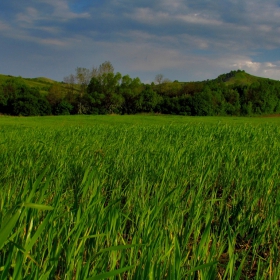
(213, 70, 276, 86)
(1, 70, 279, 89)
(0, 74, 61, 95)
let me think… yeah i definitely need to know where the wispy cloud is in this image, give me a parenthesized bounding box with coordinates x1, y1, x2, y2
(41, 0, 90, 20)
(16, 7, 39, 25)
(0, 20, 10, 31)
(39, 38, 68, 47)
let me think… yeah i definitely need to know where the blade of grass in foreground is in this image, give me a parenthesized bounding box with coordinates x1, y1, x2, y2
(0, 208, 22, 249)
(99, 244, 144, 252)
(24, 211, 53, 253)
(87, 265, 135, 280)
(23, 203, 54, 211)
(186, 261, 218, 275)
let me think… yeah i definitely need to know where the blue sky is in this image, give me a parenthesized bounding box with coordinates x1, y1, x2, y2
(1, 0, 280, 83)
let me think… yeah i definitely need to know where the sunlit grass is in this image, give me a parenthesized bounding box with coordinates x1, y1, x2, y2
(0, 115, 280, 279)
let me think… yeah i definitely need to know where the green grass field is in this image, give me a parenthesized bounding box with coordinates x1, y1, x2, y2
(0, 115, 279, 279)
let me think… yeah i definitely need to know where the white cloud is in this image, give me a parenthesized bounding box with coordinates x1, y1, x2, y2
(232, 61, 261, 72)
(160, 0, 188, 13)
(229, 58, 280, 80)
(39, 38, 67, 47)
(16, 7, 39, 25)
(40, 0, 90, 20)
(126, 8, 169, 25)
(177, 14, 222, 25)
(15, 0, 89, 29)
(39, 26, 62, 35)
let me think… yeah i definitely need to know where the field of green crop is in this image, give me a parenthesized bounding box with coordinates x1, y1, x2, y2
(0, 115, 280, 279)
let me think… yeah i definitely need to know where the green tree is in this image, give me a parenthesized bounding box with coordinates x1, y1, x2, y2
(191, 88, 214, 116)
(87, 72, 123, 113)
(160, 80, 182, 97)
(37, 98, 52, 115)
(137, 85, 160, 112)
(0, 86, 8, 113)
(54, 100, 73, 115)
(46, 84, 65, 107)
(11, 95, 39, 116)
(241, 101, 253, 116)
(119, 75, 142, 114)
(224, 88, 240, 115)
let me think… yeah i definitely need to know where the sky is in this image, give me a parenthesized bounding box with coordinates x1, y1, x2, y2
(1, 0, 280, 83)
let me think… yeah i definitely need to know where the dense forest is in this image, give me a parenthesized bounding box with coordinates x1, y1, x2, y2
(1, 61, 280, 116)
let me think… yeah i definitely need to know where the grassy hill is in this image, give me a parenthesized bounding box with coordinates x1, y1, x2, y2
(1, 70, 280, 100)
(1, 70, 279, 91)
(0, 74, 64, 95)
(213, 69, 275, 86)
(1, 70, 280, 116)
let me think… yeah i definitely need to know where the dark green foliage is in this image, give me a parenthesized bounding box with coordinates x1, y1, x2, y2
(87, 72, 124, 113)
(1, 69, 280, 116)
(10, 95, 51, 116)
(224, 89, 241, 115)
(190, 89, 215, 116)
(0, 87, 8, 113)
(137, 85, 160, 112)
(2, 78, 29, 100)
(180, 82, 204, 96)
(10, 94, 39, 116)
(157, 96, 190, 115)
(216, 69, 245, 83)
(36, 98, 52, 116)
(119, 75, 142, 114)
(0, 78, 51, 116)
(158, 97, 179, 114)
(87, 76, 102, 95)
(54, 100, 73, 115)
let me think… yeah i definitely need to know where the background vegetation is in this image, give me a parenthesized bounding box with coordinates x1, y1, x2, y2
(1, 63, 280, 117)
(0, 115, 280, 279)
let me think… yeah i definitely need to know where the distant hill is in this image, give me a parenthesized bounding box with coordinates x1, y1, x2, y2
(0, 74, 62, 95)
(1, 70, 279, 90)
(212, 69, 277, 86)
(1, 70, 280, 116)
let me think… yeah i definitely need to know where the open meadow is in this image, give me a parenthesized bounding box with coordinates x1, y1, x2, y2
(0, 115, 280, 279)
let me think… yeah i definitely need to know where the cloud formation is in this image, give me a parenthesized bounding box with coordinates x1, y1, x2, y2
(0, 0, 280, 82)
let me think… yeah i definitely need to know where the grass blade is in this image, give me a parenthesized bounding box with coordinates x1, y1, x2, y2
(87, 265, 135, 280)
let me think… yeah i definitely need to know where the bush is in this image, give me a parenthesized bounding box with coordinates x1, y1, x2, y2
(54, 100, 73, 115)
(11, 95, 41, 116)
(37, 98, 52, 116)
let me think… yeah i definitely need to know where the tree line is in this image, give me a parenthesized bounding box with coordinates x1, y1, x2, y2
(1, 63, 280, 116)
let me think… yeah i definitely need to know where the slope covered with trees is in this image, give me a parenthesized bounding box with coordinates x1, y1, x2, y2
(1, 64, 280, 116)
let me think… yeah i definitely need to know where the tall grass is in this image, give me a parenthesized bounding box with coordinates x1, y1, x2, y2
(0, 117, 280, 279)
